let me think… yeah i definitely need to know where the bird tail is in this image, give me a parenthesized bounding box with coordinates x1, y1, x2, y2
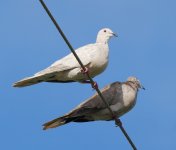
(13, 75, 46, 87)
(43, 115, 76, 130)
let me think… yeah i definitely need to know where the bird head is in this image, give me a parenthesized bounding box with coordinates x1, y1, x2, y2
(96, 28, 117, 44)
(127, 76, 145, 90)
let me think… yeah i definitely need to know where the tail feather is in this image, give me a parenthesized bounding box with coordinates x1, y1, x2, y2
(13, 75, 45, 87)
(43, 115, 76, 130)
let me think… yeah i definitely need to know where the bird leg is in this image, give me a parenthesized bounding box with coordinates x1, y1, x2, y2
(80, 67, 99, 89)
(92, 81, 98, 89)
(81, 80, 99, 89)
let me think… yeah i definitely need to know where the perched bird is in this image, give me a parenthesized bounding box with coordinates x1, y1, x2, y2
(13, 28, 117, 87)
(43, 76, 144, 130)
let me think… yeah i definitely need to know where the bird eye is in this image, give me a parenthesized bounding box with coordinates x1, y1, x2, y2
(104, 30, 106, 32)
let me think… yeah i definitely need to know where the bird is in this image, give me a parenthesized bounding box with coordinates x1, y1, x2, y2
(13, 28, 117, 87)
(43, 76, 144, 130)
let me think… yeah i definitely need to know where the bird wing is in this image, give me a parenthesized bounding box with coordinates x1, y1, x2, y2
(35, 44, 97, 76)
(68, 82, 122, 117)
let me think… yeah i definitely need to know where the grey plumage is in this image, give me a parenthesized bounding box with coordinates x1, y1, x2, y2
(13, 28, 116, 87)
(43, 76, 144, 130)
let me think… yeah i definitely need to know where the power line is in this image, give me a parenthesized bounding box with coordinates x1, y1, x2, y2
(38, 1, 137, 149)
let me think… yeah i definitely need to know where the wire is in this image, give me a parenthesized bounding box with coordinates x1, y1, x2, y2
(39, 1, 137, 149)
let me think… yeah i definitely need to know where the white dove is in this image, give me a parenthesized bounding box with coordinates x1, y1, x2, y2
(43, 76, 144, 130)
(13, 28, 117, 87)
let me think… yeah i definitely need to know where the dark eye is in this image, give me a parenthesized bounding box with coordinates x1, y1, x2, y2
(104, 30, 106, 32)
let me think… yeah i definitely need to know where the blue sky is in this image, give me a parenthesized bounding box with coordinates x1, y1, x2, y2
(1, 0, 176, 149)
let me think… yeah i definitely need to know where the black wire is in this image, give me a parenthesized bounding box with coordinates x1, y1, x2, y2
(116, 119, 137, 150)
(39, 1, 137, 149)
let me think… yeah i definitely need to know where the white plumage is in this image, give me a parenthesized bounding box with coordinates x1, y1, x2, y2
(13, 28, 116, 87)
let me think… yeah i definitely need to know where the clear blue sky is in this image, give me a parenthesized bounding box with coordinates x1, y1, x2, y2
(1, 0, 176, 149)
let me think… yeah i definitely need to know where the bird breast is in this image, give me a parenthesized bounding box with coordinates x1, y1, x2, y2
(121, 84, 137, 108)
(108, 85, 137, 119)
(88, 44, 109, 77)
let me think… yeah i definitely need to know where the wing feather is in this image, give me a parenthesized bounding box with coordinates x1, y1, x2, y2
(35, 44, 97, 76)
(68, 82, 122, 117)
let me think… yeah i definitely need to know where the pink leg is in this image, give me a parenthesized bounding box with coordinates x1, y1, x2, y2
(80, 67, 99, 89)
(80, 67, 89, 74)
(92, 81, 98, 89)
(81, 80, 99, 89)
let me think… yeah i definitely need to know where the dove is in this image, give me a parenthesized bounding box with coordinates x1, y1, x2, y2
(13, 28, 117, 87)
(43, 76, 144, 130)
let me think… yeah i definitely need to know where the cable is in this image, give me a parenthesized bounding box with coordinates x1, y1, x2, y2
(39, 1, 137, 149)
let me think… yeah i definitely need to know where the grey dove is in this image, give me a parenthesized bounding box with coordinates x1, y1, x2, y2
(13, 28, 117, 87)
(43, 76, 144, 130)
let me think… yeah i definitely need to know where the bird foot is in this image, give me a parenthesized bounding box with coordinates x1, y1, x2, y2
(80, 67, 98, 89)
(92, 81, 98, 89)
(80, 67, 89, 74)
(81, 80, 99, 89)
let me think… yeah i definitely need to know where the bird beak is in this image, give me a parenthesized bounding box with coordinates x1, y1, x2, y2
(112, 33, 118, 37)
(140, 84, 145, 90)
